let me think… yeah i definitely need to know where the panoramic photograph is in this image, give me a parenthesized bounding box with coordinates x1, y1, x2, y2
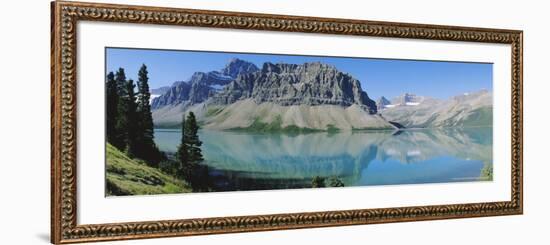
(104, 47, 493, 196)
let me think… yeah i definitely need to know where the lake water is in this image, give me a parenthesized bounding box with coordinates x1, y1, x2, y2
(154, 127, 493, 191)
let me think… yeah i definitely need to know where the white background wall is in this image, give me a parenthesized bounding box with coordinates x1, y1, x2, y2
(0, 0, 548, 244)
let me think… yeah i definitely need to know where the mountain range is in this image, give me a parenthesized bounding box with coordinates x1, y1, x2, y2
(151, 58, 259, 109)
(149, 86, 170, 103)
(379, 90, 492, 128)
(151, 59, 492, 130)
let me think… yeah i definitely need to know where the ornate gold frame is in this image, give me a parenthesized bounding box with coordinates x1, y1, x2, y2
(51, 1, 523, 243)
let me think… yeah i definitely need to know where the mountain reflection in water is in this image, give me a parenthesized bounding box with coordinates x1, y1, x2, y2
(154, 127, 492, 191)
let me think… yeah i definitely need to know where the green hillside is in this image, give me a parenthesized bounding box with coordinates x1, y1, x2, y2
(106, 143, 191, 196)
(461, 107, 493, 127)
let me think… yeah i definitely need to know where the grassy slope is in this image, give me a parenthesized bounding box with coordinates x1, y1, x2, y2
(106, 143, 191, 196)
(231, 116, 324, 133)
(461, 107, 493, 127)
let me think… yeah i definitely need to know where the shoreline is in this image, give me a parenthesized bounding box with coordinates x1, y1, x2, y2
(153, 125, 494, 133)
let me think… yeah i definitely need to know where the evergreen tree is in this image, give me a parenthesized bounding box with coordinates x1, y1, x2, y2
(112, 68, 128, 150)
(184, 112, 204, 166)
(106, 71, 119, 147)
(176, 112, 207, 191)
(114, 68, 127, 96)
(124, 79, 139, 157)
(176, 115, 190, 178)
(136, 64, 160, 166)
(185, 112, 207, 191)
(114, 69, 138, 157)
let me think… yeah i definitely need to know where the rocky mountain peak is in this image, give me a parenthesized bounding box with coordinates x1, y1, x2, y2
(151, 59, 259, 109)
(221, 58, 259, 78)
(377, 96, 391, 110)
(261, 62, 281, 73)
(260, 62, 338, 75)
(301, 61, 336, 70)
(392, 93, 424, 106)
(381, 89, 492, 128)
(211, 61, 378, 114)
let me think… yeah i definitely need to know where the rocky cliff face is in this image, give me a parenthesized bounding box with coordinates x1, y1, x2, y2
(377, 96, 391, 111)
(151, 59, 259, 109)
(150, 58, 492, 130)
(149, 86, 171, 104)
(221, 58, 260, 78)
(152, 61, 388, 129)
(210, 62, 378, 114)
(391, 93, 425, 106)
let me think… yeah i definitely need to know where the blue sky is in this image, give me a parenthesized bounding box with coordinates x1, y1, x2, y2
(106, 47, 492, 100)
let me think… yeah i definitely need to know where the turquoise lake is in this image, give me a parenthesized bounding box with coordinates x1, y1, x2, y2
(154, 127, 493, 191)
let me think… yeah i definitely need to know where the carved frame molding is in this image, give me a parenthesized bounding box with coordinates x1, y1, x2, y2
(51, 1, 523, 243)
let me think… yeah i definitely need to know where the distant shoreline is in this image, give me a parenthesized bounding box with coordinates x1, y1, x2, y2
(153, 125, 493, 133)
